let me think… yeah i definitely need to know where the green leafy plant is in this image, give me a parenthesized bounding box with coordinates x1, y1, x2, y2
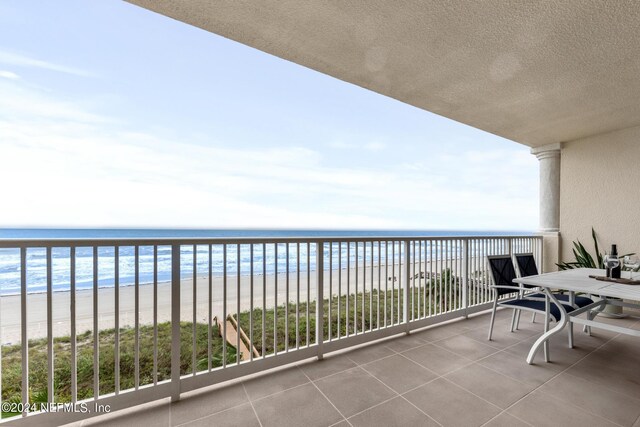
(557, 228, 634, 270)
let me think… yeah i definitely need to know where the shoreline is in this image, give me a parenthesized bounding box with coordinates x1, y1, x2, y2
(0, 264, 394, 298)
(0, 259, 479, 345)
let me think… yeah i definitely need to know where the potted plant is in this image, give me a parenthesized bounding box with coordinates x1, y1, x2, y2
(557, 228, 635, 317)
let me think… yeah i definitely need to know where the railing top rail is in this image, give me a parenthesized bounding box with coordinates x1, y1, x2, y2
(0, 234, 541, 248)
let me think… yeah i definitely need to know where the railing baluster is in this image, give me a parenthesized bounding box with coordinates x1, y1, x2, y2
(237, 244, 241, 364)
(453, 239, 462, 310)
(355, 241, 358, 334)
(417, 240, 421, 320)
(296, 242, 300, 349)
(171, 244, 181, 402)
(115, 247, 120, 394)
(93, 246, 99, 400)
(448, 240, 452, 312)
(397, 241, 401, 323)
(135, 246, 140, 388)
(338, 242, 342, 338)
(192, 245, 197, 374)
(384, 241, 388, 327)
(403, 240, 410, 332)
(361, 242, 365, 332)
(428, 240, 432, 317)
(46, 247, 53, 404)
(369, 241, 373, 331)
(20, 248, 27, 415)
(462, 239, 469, 316)
(347, 242, 350, 335)
(411, 241, 415, 321)
(377, 241, 381, 329)
(223, 245, 228, 364)
(328, 242, 332, 341)
(316, 241, 324, 360)
(154, 245, 159, 383)
(391, 241, 395, 324)
(306, 242, 310, 346)
(262, 243, 266, 359)
(424, 240, 428, 316)
(70, 247, 77, 404)
(273, 243, 277, 355)
(285, 243, 289, 352)
(207, 244, 212, 371)
(250, 244, 254, 361)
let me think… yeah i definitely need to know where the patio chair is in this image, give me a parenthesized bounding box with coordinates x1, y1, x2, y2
(514, 253, 594, 336)
(487, 255, 577, 360)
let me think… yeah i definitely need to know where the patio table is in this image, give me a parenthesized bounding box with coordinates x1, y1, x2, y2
(513, 268, 640, 364)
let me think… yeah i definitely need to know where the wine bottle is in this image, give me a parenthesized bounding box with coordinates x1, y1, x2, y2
(611, 244, 621, 279)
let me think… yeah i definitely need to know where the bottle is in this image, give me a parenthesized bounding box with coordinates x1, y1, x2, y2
(611, 244, 621, 279)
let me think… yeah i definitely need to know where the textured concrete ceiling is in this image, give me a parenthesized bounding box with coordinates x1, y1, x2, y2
(126, 0, 640, 148)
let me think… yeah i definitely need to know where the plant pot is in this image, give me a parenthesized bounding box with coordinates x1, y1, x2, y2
(598, 296, 627, 318)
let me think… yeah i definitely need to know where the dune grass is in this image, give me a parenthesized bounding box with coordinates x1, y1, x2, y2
(2, 270, 474, 418)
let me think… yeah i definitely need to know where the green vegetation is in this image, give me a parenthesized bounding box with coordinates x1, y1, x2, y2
(1, 322, 235, 418)
(557, 227, 635, 270)
(2, 268, 484, 418)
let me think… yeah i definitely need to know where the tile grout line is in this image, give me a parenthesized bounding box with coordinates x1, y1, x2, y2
(433, 322, 563, 385)
(248, 379, 310, 403)
(242, 383, 264, 427)
(480, 329, 626, 427)
(172, 399, 254, 427)
(562, 369, 640, 405)
(438, 375, 504, 412)
(339, 394, 401, 423)
(355, 358, 444, 426)
(479, 411, 534, 427)
(300, 369, 352, 426)
(393, 351, 441, 377)
(397, 394, 445, 427)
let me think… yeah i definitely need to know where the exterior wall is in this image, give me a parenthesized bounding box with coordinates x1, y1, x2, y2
(560, 125, 640, 262)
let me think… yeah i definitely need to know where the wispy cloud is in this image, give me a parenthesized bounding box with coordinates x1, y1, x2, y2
(0, 76, 537, 230)
(0, 80, 113, 124)
(328, 140, 387, 152)
(0, 50, 93, 77)
(0, 70, 19, 79)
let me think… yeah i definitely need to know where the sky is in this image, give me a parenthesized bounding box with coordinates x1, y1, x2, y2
(0, 1, 538, 231)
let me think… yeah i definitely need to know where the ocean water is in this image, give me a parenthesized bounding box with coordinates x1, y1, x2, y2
(0, 229, 530, 295)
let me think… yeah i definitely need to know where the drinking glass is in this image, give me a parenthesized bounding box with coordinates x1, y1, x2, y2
(623, 255, 640, 279)
(604, 254, 620, 277)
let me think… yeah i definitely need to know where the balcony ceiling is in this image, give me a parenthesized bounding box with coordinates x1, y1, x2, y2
(127, 0, 640, 148)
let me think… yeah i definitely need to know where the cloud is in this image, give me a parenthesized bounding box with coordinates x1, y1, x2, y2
(0, 79, 113, 124)
(364, 142, 386, 152)
(0, 70, 19, 79)
(0, 50, 93, 77)
(0, 76, 538, 231)
(328, 140, 387, 152)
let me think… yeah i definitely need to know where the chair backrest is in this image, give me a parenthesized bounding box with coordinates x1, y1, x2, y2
(487, 256, 518, 296)
(515, 253, 539, 277)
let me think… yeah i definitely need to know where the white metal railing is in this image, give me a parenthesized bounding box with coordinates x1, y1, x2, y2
(0, 234, 542, 425)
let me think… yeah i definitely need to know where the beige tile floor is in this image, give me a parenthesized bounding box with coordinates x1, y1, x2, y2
(70, 308, 640, 427)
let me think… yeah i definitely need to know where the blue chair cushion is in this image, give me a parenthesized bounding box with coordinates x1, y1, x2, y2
(499, 298, 576, 321)
(527, 293, 593, 307)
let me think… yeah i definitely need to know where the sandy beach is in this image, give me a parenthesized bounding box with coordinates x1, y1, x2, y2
(0, 259, 479, 344)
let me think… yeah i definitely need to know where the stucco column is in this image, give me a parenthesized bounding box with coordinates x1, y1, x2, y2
(532, 143, 562, 232)
(531, 142, 562, 272)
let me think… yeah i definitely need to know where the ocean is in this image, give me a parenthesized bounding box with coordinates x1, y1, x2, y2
(0, 229, 531, 295)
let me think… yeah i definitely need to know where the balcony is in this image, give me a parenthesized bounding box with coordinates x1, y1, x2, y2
(3, 1, 640, 426)
(2, 234, 640, 426)
(71, 306, 640, 427)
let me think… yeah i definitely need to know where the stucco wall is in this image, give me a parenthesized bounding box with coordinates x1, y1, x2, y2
(560, 125, 640, 263)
